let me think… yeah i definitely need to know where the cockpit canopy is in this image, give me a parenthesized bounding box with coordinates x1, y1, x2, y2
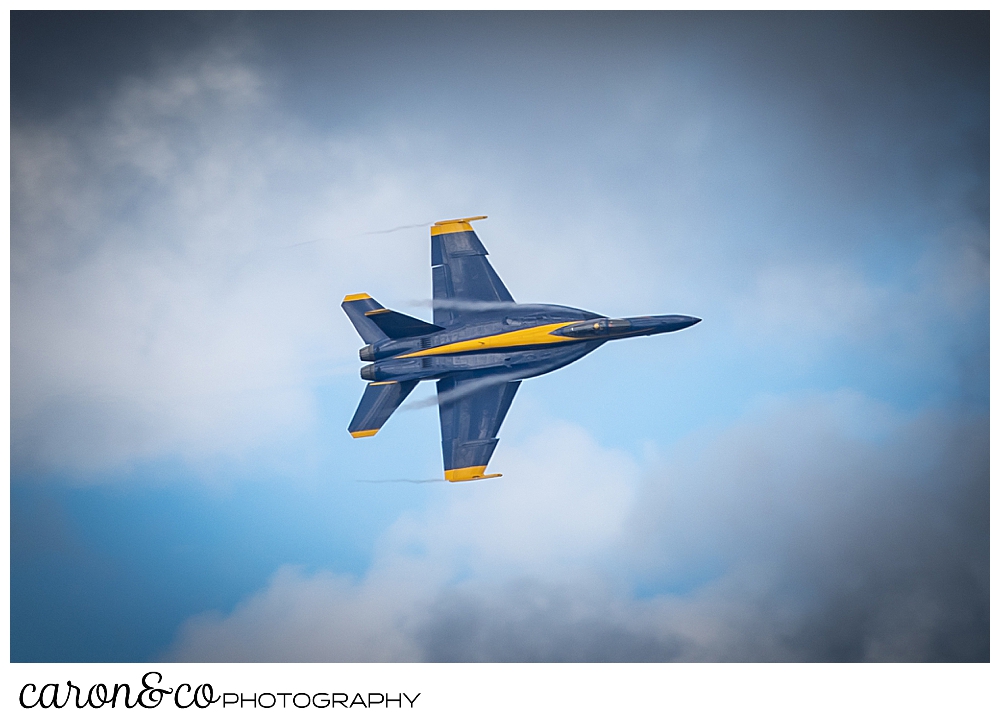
(553, 318, 632, 338)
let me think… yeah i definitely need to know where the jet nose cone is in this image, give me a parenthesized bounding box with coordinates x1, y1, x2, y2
(623, 314, 702, 335)
(652, 314, 701, 332)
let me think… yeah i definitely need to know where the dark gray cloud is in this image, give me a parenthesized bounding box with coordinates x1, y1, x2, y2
(416, 579, 686, 663)
(407, 408, 988, 662)
(167, 397, 988, 662)
(776, 420, 989, 662)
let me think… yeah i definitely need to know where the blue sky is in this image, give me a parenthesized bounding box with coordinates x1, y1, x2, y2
(10, 11, 988, 662)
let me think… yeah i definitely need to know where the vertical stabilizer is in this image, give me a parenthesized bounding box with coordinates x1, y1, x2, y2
(342, 293, 390, 344)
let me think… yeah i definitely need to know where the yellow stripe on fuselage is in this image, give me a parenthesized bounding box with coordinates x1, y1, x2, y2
(398, 322, 577, 358)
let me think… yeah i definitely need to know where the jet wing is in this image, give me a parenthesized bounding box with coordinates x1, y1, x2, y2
(437, 376, 520, 481)
(431, 217, 514, 328)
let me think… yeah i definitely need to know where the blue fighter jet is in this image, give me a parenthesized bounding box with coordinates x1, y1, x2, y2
(343, 216, 700, 482)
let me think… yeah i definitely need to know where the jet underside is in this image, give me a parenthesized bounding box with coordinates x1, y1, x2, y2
(342, 216, 700, 481)
(360, 305, 607, 384)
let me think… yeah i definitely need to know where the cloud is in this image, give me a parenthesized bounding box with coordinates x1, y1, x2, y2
(11, 20, 987, 481)
(165, 393, 988, 662)
(13, 14, 986, 665)
(9, 52, 478, 477)
(729, 223, 988, 349)
(9, 44, 731, 479)
(167, 566, 422, 663)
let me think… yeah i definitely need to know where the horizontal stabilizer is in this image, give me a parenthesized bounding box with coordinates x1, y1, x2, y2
(364, 308, 444, 339)
(348, 381, 418, 438)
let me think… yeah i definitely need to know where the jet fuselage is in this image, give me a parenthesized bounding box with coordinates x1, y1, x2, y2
(358, 303, 700, 385)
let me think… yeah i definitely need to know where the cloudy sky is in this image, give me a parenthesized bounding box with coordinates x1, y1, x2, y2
(11, 11, 988, 662)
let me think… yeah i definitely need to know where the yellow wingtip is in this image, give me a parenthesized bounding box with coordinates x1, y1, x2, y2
(343, 293, 372, 302)
(431, 216, 487, 236)
(433, 215, 487, 226)
(350, 429, 379, 438)
(444, 466, 502, 482)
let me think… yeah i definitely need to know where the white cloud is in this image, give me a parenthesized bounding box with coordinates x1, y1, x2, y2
(387, 421, 637, 575)
(10, 50, 715, 478)
(724, 231, 988, 373)
(166, 419, 642, 661)
(10, 55, 481, 476)
(12, 43, 987, 480)
(168, 565, 421, 662)
(165, 393, 988, 661)
(11, 38, 988, 510)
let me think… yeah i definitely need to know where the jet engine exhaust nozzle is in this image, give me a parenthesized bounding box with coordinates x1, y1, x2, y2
(360, 364, 377, 381)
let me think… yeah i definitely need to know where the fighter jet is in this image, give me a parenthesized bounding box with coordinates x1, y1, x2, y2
(343, 216, 700, 482)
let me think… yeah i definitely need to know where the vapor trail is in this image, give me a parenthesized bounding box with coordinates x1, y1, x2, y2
(406, 300, 558, 312)
(284, 221, 433, 249)
(357, 478, 446, 484)
(401, 372, 524, 412)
